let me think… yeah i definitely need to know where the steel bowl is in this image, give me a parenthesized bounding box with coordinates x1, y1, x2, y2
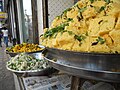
(6, 52, 57, 76)
(5, 45, 45, 57)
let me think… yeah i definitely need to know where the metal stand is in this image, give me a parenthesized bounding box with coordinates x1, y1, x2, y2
(71, 76, 80, 90)
(15, 73, 26, 90)
(70, 76, 120, 90)
(111, 83, 120, 90)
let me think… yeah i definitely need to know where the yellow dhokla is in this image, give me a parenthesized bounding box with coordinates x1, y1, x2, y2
(40, 0, 120, 53)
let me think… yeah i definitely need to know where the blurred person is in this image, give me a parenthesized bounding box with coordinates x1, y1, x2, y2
(0, 30, 3, 47)
(12, 38, 17, 45)
(2, 27, 8, 47)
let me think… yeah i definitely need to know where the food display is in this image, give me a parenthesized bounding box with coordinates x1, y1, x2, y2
(6, 43, 43, 53)
(40, 0, 120, 53)
(7, 53, 49, 71)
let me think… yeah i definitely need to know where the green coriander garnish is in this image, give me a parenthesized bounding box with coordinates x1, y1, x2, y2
(62, 8, 72, 14)
(56, 16, 62, 19)
(53, 33, 58, 38)
(67, 18, 74, 22)
(67, 31, 74, 35)
(60, 30, 67, 35)
(74, 35, 86, 42)
(44, 23, 69, 38)
(96, 37, 106, 44)
(90, 0, 94, 3)
(79, 7, 87, 13)
(104, 0, 110, 4)
(99, 6, 105, 12)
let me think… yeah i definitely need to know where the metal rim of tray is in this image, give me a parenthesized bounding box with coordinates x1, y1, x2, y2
(44, 57, 120, 74)
(44, 57, 120, 83)
(46, 47, 120, 56)
(6, 65, 51, 73)
(43, 47, 120, 83)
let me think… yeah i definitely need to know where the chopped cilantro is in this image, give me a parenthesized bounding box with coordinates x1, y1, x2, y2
(99, 6, 105, 12)
(62, 8, 72, 14)
(56, 16, 62, 19)
(90, 0, 94, 3)
(44, 23, 69, 38)
(67, 31, 74, 35)
(67, 18, 74, 22)
(53, 33, 58, 38)
(104, 0, 110, 4)
(79, 7, 87, 13)
(60, 30, 67, 35)
(96, 37, 106, 44)
(74, 35, 86, 42)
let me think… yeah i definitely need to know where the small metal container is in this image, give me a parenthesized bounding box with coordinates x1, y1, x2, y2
(6, 52, 57, 76)
(5, 45, 45, 57)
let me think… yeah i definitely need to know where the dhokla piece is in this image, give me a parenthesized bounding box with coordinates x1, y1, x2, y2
(72, 37, 89, 52)
(89, 36, 111, 53)
(89, 16, 115, 36)
(56, 32, 75, 50)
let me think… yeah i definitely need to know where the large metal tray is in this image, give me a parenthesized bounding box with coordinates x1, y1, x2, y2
(43, 47, 120, 83)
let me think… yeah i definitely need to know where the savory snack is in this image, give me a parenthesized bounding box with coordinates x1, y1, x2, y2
(40, 0, 120, 53)
(6, 43, 43, 53)
(7, 53, 49, 71)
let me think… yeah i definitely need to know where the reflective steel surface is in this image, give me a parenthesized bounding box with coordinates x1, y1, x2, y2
(43, 48, 120, 82)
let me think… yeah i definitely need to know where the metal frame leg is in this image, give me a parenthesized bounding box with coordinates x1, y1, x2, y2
(71, 76, 82, 90)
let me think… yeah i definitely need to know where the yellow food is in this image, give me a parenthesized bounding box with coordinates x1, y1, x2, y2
(6, 43, 43, 53)
(40, 0, 120, 53)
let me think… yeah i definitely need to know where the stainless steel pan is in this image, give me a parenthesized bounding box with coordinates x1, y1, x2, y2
(43, 47, 120, 82)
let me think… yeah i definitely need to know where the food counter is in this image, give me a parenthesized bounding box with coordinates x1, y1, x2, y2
(40, 0, 120, 89)
(6, 0, 120, 89)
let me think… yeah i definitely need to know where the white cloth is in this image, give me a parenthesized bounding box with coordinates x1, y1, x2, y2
(2, 30, 8, 37)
